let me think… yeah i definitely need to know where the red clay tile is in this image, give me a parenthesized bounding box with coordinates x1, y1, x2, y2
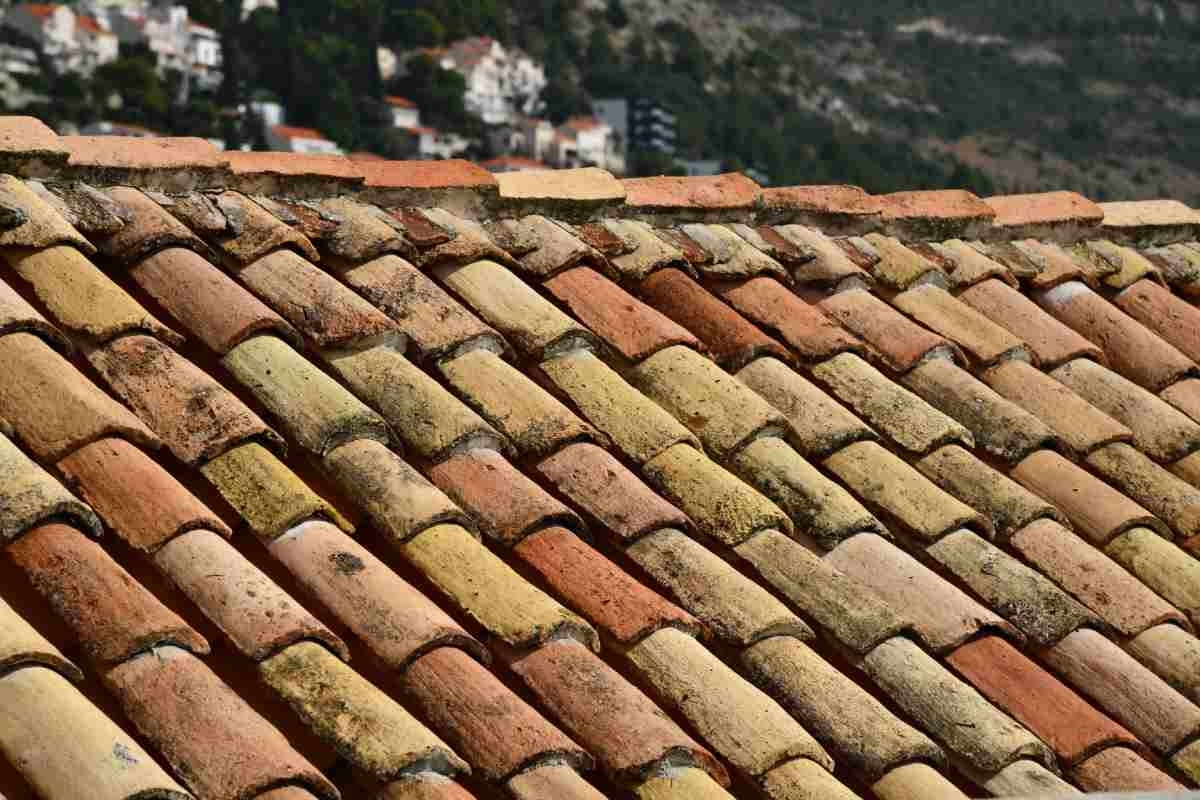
(1114, 278, 1200, 365)
(514, 527, 698, 644)
(428, 449, 581, 546)
(506, 764, 605, 800)
(638, 268, 789, 370)
(735, 224, 817, 265)
(89, 334, 283, 465)
(622, 173, 760, 214)
(163, 191, 228, 234)
(495, 167, 624, 213)
(61, 135, 229, 191)
(0, 115, 68, 173)
(713, 277, 861, 362)
(817, 289, 958, 372)
(0, 431, 101, 542)
(359, 159, 496, 190)
(678, 223, 789, 280)
(0, 332, 159, 461)
(770, 225, 870, 287)
(270, 519, 484, 670)
(1011, 449, 1167, 545)
(319, 197, 417, 264)
(131, 246, 301, 354)
(27, 179, 125, 238)
(154, 528, 348, 662)
(508, 638, 727, 786)
(1043, 628, 1200, 754)
(1009, 519, 1187, 637)
(946, 635, 1137, 765)
(403, 646, 589, 781)
(225, 151, 364, 196)
(0, 177, 92, 255)
(388, 207, 454, 248)
(0, 276, 67, 352)
(378, 776, 477, 800)
(8, 522, 209, 665)
(544, 266, 699, 362)
(536, 443, 690, 541)
(492, 215, 606, 278)
(757, 185, 882, 233)
(237, 249, 399, 349)
(1036, 281, 1196, 391)
(58, 437, 229, 552)
(893, 284, 1031, 367)
(0, 593, 82, 681)
(876, 189, 995, 240)
(412, 209, 519, 270)
(958, 278, 1103, 368)
(983, 191, 1104, 240)
(1072, 747, 1184, 793)
(210, 191, 321, 264)
(1100, 199, 1200, 246)
(574, 221, 629, 256)
(99, 186, 210, 264)
(106, 646, 339, 800)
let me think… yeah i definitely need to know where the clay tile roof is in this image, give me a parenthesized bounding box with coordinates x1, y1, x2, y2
(3, 113, 1200, 800)
(385, 96, 418, 109)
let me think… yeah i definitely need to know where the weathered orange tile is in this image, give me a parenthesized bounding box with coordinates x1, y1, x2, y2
(818, 289, 958, 372)
(1043, 628, 1200, 754)
(210, 191, 321, 264)
(105, 646, 338, 800)
(225, 150, 364, 196)
(0, 275, 67, 352)
(1087, 441, 1200, 542)
(946, 635, 1136, 765)
(378, 775, 477, 800)
(9, 522, 209, 665)
(876, 189, 995, 240)
(958, 277, 1103, 368)
(757, 185, 882, 233)
(677, 223, 788, 281)
(1105, 526, 1200, 629)
(0, 593, 81, 681)
(1161, 378, 1200, 424)
(637, 268, 790, 370)
(872, 763, 969, 800)
(1126, 623, 1200, 705)
(154, 528, 348, 662)
(90, 334, 283, 465)
(490, 214, 605, 277)
(1071, 747, 1184, 793)
(1100, 199, 1200, 246)
(0, 332, 159, 461)
(1115, 278, 1200, 365)
(893, 284, 1031, 367)
(622, 173, 759, 218)
(506, 764, 605, 800)
(0, 116, 68, 174)
(0, 431, 101, 542)
(58, 437, 229, 552)
(509, 638, 728, 786)
(1012, 449, 1167, 545)
(428, 448, 580, 545)
(713, 277, 862, 362)
(771, 225, 870, 287)
(983, 191, 1104, 241)
(857, 234, 946, 290)
(826, 533, 1017, 652)
(412, 208, 518, 270)
(0, 175, 92, 252)
(403, 646, 589, 782)
(61, 135, 228, 190)
(543, 266, 699, 362)
(908, 239, 1013, 289)
(99, 186, 210, 264)
(1037, 281, 1196, 391)
(131, 247, 300, 354)
(318, 196, 417, 264)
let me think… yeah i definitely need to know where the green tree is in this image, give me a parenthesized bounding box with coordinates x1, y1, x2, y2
(605, 0, 628, 29)
(92, 56, 170, 127)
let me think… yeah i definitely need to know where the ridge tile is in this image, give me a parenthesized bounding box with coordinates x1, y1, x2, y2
(0, 116, 68, 175)
(1100, 199, 1200, 246)
(60, 135, 228, 191)
(756, 185, 881, 234)
(983, 191, 1104, 241)
(876, 189, 995, 241)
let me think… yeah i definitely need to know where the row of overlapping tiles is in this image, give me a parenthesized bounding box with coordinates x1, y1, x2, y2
(0, 138, 1199, 800)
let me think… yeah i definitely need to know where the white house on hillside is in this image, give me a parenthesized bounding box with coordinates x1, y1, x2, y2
(552, 116, 620, 172)
(267, 124, 341, 154)
(385, 96, 420, 129)
(435, 37, 545, 125)
(4, 3, 118, 75)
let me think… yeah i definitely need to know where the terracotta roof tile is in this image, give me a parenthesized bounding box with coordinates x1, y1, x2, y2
(945, 634, 1136, 765)
(98, 185, 209, 264)
(5, 244, 184, 347)
(259, 640, 468, 780)
(323, 438, 467, 544)
(915, 445, 1063, 539)
(928, 530, 1097, 645)
(894, 284, 1031, 367)
(153, 528, 348, 661)
(491, 215, 604, 278)
(742, 635, 941, 781)
(735, 530, 909, 653)
(496, 167, 625, 217)
(871, 762, 969, 800)
(1038, 280, 1196, 391)
(1051, 357, 1200, 461)
(0, 116, 68, 174)
(1086, 240, 1162, 289)
(222, 334, 390, 457)
(600, 218, 689, 280)
(979, 757, 1082, 798)
(1113, 279, 1200, 367)
(9, 522, 209, 665)
(1014, 238, 1088, 288)
(200, 442, 351, 539)
(105, 646, 339, 800)
(515, 526, 699, 644)
(1071, 746, 1183, 793)
(0, 176, 92, 252)
(0, 666, 190, 798)
(913, 239, 1013, 289)
(733, 436, 883, 549)
(737, 357, 876, 458)
(508, 637, 727, 786)
(634, 766, 734, 799)
(824, 441, 988, 541)
(413, 209, 516, 270)
(1172, 741, 1200, 787)
(626, 627, 832, 777)
(713, 277, 861, 363)
(440, 348, 596, 457)
(621, 173, 760, 219)
(1100, 199, 1200, 246)
(1041, 627, 1200, 753)
(0, 431, 100, 541)
(506, 764, 604, 799)
(876, 189, 995, 241)
(1160, 377, 1200, 424)
(813, 353, 972, 454)
(827, 533, 1017, 652)
(983, 191, 1104, 241)
(1125, 623, 1200, 704)
(757, 185, 881, 233)
(210, 191, 320, 264)
(163, 190, 228, 233)
(61, 135, 229, 191)
(400, 523, 598, 651)
(271, 520, 483, 670)
(859, 233, 947, 289)
(0, 594, 81, 681)
(317, 197, 416, 264)
(1145, 240, 1200, 291)
(536, 442, 690, 541)
(818, 289, 957, 373)
(357, 159, 497, 212)
(1086, 441, 1200, 542)
(225, 151, 365, 196)
(726, 223, 814, 265)
(0, 275, 62, 351)
(859, 636, 1052, 772)
(678, 224, 788, 280)
(37, 180, 130, 237)
(958, 277, 1102, 369)
(772, 226, 869, 286)
(1105, 527, 1200, 628)
(643, 443, 791, 545)
(628, 528, 810, 647)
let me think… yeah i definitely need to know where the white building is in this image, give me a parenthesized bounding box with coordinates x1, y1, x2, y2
(98, 3, 222, 90)
(4, 3, 118, 75)
(436, 37, 545, 125)
(385, 96, 420, 129)
(552, 116, 621, 172)
(267, 124, 341, 154)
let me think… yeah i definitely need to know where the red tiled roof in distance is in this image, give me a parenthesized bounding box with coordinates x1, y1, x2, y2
(758, 184, 882, 233)
(876, 189, 996, 240)
(385, 96, 417, 109)
(983, 191, 1103, 242)
(270, 124, 329, 141)
(21, 4, 59, 20)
